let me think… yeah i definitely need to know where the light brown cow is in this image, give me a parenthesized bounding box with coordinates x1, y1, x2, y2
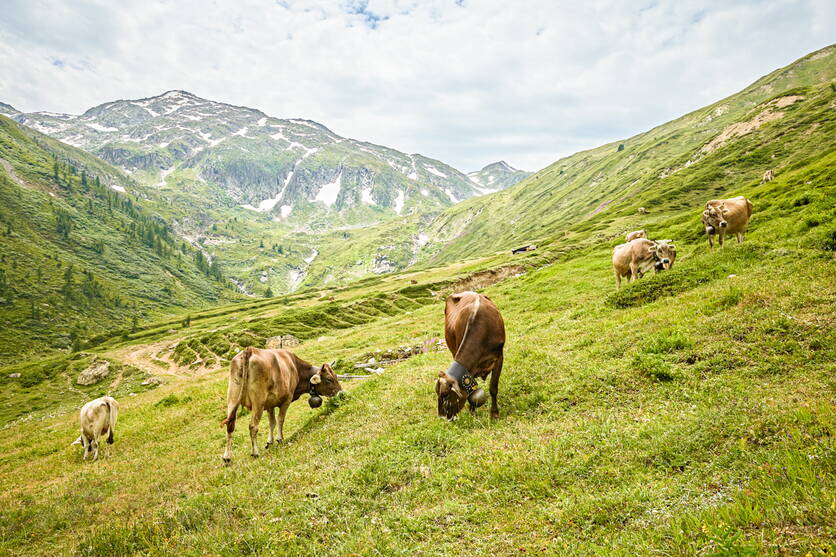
(612, 238, 677, 288)
(72, 396, 118, 461)
(436, 291, 506, 420)
(221, 347, 342, 463)
(625, 229, 647, 242)
(702, 196, 753, 248)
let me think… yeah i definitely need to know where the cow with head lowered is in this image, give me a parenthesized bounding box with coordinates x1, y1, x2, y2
(436, 291, 506, 420)
(625, 229, 647, 242)
(612, 238, 677, 289)
(702, 196, 753, 248)
(221, 347, 342, 464)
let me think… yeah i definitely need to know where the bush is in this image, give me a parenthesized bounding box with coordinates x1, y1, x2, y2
(632, 353, 675, 382)
(642, 330, 692, 354)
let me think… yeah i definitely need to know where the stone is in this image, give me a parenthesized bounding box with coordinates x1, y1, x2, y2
(8, 373, 20, 378)
(265, 334, 301, 349)
(77, 360, 111, 386)
(141, 377, 162, 386)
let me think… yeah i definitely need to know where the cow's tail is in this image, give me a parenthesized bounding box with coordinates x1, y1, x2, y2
(105, 397, 118, 444)
(220, 347, 252, 429)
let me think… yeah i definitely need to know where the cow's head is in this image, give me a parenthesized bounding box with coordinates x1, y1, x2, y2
(435, 371, 486, 420)
(703, 203, 729, 229)
(310, 362, 342, 397)
(650, 240, 676, 271)
(436, 371, 467, 419)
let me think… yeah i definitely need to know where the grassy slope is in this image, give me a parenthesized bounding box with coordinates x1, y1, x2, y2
(420, 45, 836, 266)
(0, 117, 236, 363)
(0, 49, 834, 555)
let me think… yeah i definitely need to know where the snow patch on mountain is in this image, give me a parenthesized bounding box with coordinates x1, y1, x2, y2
(315, 172, 342, 207)
(394, 190, 405, 214)
(86, 123, 118, 132)
(426, 166, 447, 178)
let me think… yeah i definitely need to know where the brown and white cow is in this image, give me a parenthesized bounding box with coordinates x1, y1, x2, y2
(436, 291, 506, 420)
(702, 196, 753, 248)
(612, 238, 677, 289)
(221, 347, 342, 464)
(625, 229, 647, 242)
(72, 396, 119, 461)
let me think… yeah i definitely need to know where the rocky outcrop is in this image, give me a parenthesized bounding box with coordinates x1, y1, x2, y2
(77, 360, 111, 386)
(265, 334, 301, 349)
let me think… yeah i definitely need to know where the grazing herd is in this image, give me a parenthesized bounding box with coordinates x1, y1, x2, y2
(73, 195, 753, 463)
(612, 195, 752, 288)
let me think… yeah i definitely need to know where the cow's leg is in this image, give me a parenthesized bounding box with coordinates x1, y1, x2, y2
(489, 355, 503, 420)
(277, 401, 291, 444)
(630, 262, 640, 282)
(706, 228, 715, 250)
(91, 437, 100, 461)
(249, 404, 263, 458)
(718, 231, 725, 247)
(615, 271, 621, 289)
(265, 407, 277, 449)
(81, 434, 90, 460)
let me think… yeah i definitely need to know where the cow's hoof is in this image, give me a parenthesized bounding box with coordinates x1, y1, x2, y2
(490, 412, 499, 420)
(251, 453, 260, 459)
(264, 442, 273, 450)
(222, 457, 232, 466)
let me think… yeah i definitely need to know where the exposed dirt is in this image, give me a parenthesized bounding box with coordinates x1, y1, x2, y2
(701, 96, 804, 154)
(0, 158, 25, 186)
(445, 264, 526, 295)
(111, 339, 200, 378)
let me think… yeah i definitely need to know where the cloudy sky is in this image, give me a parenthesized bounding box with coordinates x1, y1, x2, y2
(0, 1, 833, 172)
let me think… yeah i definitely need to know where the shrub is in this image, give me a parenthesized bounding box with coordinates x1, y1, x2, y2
(642, 329, 692, 354)
(632, 353, 675, 382)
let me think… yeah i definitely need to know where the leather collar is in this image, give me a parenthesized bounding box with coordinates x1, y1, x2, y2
(444, 361, 478, 395)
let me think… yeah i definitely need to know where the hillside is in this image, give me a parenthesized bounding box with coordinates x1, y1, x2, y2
(0, 46, 833, 555)
(0, 116, 235, 364)
(418, 45, 836, 265)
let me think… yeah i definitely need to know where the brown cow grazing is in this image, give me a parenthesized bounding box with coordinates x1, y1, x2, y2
(625, 229, 647, 242)
(612, 238, 677, 289)
(702, 196, 753, 248)
(221, 347, 342, 464)
(72, 396, 119, 461)
(436, 291, 506, 420)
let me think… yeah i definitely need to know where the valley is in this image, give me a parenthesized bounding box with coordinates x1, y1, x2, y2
(0, 44, 833, 556)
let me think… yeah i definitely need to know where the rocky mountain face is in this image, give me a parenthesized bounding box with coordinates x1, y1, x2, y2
(0, 102, 19, 117)
(12, 91, 484, 220)
(467, 161, 531, 192)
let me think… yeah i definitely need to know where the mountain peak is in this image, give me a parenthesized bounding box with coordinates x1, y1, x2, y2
(0, 101, 19, 117)
(467, 160, 531, 192)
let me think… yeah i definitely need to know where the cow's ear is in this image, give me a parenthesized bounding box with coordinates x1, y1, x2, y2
(310, 371, 322, 385)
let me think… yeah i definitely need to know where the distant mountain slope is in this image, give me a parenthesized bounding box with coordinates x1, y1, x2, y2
(0, 116, 235, 363)
(467, 160, 531, 192)
(13, 91, 481, 219)
(0, 103, 18, 118)
(419, 44, 836, 264)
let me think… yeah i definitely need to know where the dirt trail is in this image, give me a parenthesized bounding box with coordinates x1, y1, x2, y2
(111, 339, 196, 378)
(0, 158, 25, 186)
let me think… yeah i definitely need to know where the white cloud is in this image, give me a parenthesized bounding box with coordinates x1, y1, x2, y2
(0, 0, 833, 172)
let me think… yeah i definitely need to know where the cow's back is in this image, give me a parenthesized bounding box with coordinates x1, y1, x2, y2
(612, 243, 632, 275)
(246, 348, 298, 407)
(444, 292, 504, 360)
(80, 398, 109, 438)
(723, 196, 753, 233)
